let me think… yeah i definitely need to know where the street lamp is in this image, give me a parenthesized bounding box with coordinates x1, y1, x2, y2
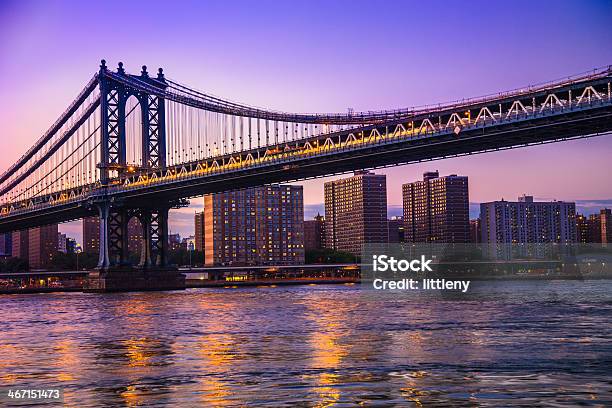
(75, 246, 82, 270)
(189, 241, 195, 269)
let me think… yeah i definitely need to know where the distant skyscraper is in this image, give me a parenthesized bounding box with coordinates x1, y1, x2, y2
(480, 195, 577, 244)
(204, 185, 304, 266)
(29, 224, 58, 269)
(578, 210, 612, 244)
(182, 236, 196, 251)
(58, 232, 68, 253)
(576, 214, 591, 244)
(66, 238, 78, 254)
(470, 219, 482, 243)
(194, 212, 205, 252)
(587, 214, 602, 243)
(402, 171, 470, 243)
(387, 216, 404, 243)
(601, 209, 612, 244)
(168, 233, 182, 251)
(324, 171, 387, 255)
(304, 213, 325, 250)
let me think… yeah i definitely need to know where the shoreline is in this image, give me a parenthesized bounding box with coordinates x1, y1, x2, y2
(185, 277, 359, 288)
(1, 274, 611, 295)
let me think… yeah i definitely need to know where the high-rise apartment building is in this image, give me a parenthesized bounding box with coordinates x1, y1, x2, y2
(324, 171, 387, 255)
(126, 219, 143, 255)
(204, 185, 304, 266)
(29, 224, 58, 269)
(587, 214, 602, 243)
(12, 230, 29, 260)
(470, 218, 482, 243)
(402, 171, 470, 243)
(576, 214, 591, 244)
(83, 217, 100, 254)
(304, 213, 325, 250)
(194, 212, 205, 252)
(601, 209, 612, 244)
(480, 195, 577, 244)
(387, 216, 405, 243)
(58, 232, 68, 253)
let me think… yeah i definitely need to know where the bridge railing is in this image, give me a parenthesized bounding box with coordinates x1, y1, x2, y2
(109, 86, 612, 197)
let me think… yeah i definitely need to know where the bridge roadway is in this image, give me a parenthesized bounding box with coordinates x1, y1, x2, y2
(0, 70, 611, 233)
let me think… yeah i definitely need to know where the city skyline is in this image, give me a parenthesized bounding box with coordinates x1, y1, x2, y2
(56, 190, 612, 245)
(1, 1, 611, 241)
(6, 176, 610, 269)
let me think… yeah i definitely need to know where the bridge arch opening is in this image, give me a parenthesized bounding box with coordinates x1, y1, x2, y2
(125, 215, 145, 264)
(125, 95, 143, 168)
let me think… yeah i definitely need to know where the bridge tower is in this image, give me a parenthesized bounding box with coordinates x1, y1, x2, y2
(86, 60, 184, 291)
(98, 60, 167, 184)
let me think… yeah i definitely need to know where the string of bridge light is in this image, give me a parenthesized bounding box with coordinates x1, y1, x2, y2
(3, 114, 98, 204)
(163, 99, 358, 166)
(9, 114, 100, 203)
(0, 90, 101, 202)
(4, 102, 140, 205)
(0, 74, 99, 187)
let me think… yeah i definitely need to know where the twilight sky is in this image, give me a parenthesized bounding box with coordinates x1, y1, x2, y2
(1, 0, 611, 242)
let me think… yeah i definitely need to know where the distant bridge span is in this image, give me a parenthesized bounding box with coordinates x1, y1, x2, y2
(1, 61, 611, 270)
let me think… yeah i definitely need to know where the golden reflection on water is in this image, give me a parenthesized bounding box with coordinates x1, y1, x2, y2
(310, 320, 348, 369)
(123, 337, 154, 368)
(114, 296, 154, 328)
(54, 339, 78, 381)
(312, 372, 341, 408)
(0, 344, 27, 384)
(120, 384, 140, 407)
(101, 295, 178, 407)
(115, 337, 156, 406)
(183, 298, 241, 407)
(398, 370, 430, 407)
(301, 295, 352, 407)
(196, 333, 237, 406)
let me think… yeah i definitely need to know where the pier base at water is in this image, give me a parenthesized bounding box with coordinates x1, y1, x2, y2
(84, 268, 186, 292)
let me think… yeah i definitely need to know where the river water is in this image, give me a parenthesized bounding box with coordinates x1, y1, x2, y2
(0, 280, 611, 407)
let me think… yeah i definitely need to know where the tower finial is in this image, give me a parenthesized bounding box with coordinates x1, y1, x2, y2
(157, 67, 165, 80)
(117, 62, 125, 74)
(100, 59, 107, 70)
(141, 65, 148, 77)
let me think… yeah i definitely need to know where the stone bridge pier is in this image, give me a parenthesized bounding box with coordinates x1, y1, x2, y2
(84, 198, 186, 292)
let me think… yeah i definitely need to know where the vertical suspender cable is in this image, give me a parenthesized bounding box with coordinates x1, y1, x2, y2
(248, 117, 252, 150)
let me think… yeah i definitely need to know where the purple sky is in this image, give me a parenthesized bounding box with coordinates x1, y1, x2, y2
(1, 0, 611, 242)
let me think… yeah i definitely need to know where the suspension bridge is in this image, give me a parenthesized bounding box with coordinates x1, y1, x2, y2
(1, 60, 611, 290)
